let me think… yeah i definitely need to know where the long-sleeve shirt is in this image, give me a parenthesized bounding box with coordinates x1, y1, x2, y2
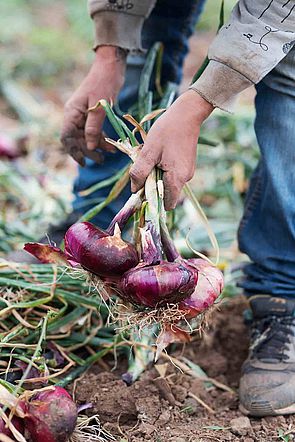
(88, 1, 295, 111)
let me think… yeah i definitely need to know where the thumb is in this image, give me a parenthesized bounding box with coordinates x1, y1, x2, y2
(85, 100, 105, 150)
(129, 145, 159, 192)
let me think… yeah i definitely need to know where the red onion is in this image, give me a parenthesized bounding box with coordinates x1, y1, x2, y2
(24, 192, 143, 277)
(24, 386, 77, 442)
(119, 261, 198, 308)
(179, 259, 224, 318)
(64, 222, 138, 277)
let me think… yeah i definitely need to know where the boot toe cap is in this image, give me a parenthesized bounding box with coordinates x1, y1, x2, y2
(239, 366, 295, 416)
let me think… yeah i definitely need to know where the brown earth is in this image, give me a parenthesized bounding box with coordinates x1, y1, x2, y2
(74, 296, 295, 441)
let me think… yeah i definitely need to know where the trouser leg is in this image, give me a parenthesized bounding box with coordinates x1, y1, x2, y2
(238, 47, 295, 297)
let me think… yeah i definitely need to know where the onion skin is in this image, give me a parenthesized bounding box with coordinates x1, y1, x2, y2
(64, 222, 139, 277)
(24, 386, 77, 442)
(140, 222, 162, 265)
(24, 243, 71, 266)
(179, 259, 224, 319)
(119, 262, 198, 308)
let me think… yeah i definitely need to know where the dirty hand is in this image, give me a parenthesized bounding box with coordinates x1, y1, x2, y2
(61, 46, 126, 166)
(130, 90, 214, 210)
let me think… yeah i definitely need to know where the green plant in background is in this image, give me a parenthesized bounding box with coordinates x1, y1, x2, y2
(197, 0, 236, 31)
(0, 0, 91, 84)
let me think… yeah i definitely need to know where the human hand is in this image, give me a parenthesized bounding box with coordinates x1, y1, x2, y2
(130, 90, 214, 210)
(61, 46, 127, 166)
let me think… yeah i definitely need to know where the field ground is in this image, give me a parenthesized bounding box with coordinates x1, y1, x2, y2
(74, 297, 295, 442)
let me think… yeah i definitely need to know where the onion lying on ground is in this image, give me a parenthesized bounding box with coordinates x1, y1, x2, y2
(24, 386, 77, 442)
(0, 385, 110, 442)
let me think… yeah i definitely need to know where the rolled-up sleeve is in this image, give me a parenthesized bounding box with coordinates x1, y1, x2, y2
(88, 0, 156, 51)
(190, 0, 295, 111)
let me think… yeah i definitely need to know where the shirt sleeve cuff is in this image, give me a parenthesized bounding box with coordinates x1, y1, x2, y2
(189, 60, 254, 112)
(92, 11, 144, 52)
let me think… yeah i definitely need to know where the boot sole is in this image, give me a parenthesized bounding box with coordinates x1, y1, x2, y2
(240, 402, 295, 417)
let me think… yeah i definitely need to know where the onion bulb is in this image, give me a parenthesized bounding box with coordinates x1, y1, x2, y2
(24, 386, 77, 442)
(119, 261, 198, 308)
(64, 222, 138, 277)
(179, 259, 224, 318)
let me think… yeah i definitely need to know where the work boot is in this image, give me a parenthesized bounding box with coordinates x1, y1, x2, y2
(239, 295, 295, 416)
(7, 212, 80, 263)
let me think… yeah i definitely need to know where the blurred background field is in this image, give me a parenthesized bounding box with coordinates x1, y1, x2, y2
(0, 0, 258, 284)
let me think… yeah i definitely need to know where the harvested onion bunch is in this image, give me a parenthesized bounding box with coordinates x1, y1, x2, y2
(25, 101, 224, 354)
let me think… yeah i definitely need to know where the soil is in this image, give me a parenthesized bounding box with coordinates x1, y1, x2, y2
(74, 296, 295, 441)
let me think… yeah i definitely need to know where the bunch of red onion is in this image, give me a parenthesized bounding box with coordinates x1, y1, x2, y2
(24, 197, 219, 314)
(24, 116, 224, 350)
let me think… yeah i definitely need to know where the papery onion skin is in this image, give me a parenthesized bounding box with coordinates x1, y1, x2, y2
(24, 243, 71, 266)
(179, 259, 224, 319)
(119, 262, 198, 308)
(64, 222, 139, 277)
(24, 386, 77, 442)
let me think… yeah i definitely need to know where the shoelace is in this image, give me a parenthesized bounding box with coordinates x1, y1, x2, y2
(250, 315, 295, 362)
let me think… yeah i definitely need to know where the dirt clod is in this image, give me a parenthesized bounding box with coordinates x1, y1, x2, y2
(230, 416, 252, 436)
(171, 384, 188, 403)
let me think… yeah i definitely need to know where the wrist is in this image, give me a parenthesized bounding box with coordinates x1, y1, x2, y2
(180, 89, 214, 124)
(94, 45, 127, 65)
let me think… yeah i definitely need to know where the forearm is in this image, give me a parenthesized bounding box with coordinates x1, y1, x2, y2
(88, 0, 156, 51)
(191, 0, 295, 111)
